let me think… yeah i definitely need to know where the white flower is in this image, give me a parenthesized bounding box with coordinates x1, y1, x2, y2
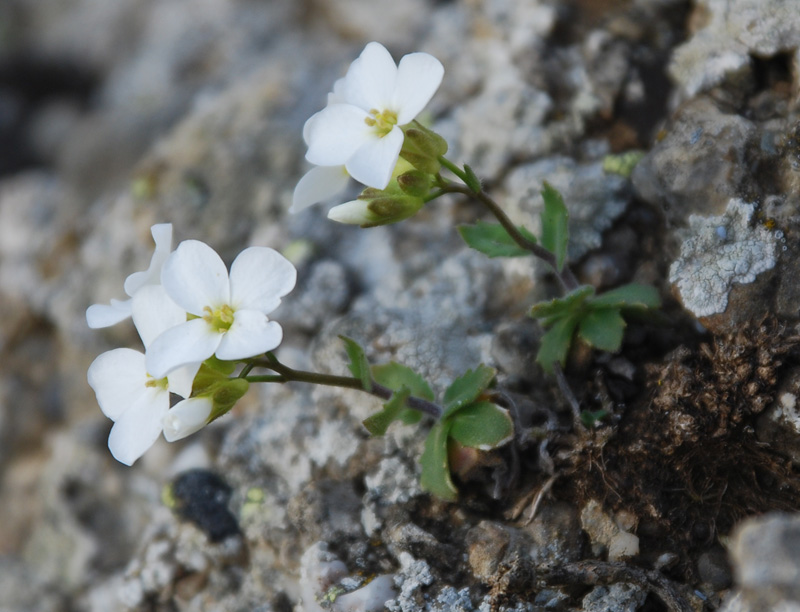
(145, 240, 297, 379)
(87, 284, 200, 465)
(303, 42, 444, 190)
(86, 224, 173, 328)
(290, 165, 350, 214)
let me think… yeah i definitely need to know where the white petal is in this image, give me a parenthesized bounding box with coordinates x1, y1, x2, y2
(343, 42, 398, 110)
(327, 199, 374, 225)
(145, 318, 221, 379)
(86, 298, 132, 328)
(107, 388, 169, 466)
(291, 165, 350, 213)
(167, 362, 201, 399)
(393, 52, 444, 124)
(302, 110, 322, 146)
(123, 223, 173, 296)
(345, 127, 404, 189)
(88, 348, 148, 421)
(131, 284, 187, 348)
(229, 248, 297, 313)
(216, 311, 283, 360)
(162, 397, 213, 442)
(161, 240, 230, 315)
(305, 104, 374, 167)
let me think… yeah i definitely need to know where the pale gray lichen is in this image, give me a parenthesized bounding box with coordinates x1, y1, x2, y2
(669, 198, 777, 317)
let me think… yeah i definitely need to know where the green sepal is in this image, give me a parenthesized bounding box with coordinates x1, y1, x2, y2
(529, 285, 595, 326)
(540, 181, 569, 272)
(447, 401, 513, 450)
(463, 164, 482, 193)
(366, 195, 423, 219)
(207, 377, 249, 422)
(442, 365, 497, 419)
(536, 314, 580, 373)
(419, 421, 458, 502)
(192, 358, 238, 395)
(578, 307, 626, 352)
(339, 335, 372, 391)
(363, 387, 412, 436)
(396, 170, 432, 198)
(400, 123, 448, 175)
(589, 283, 661, 310)
(458, 221, 537, 258)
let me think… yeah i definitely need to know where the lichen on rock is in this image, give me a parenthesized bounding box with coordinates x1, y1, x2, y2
(669, 198, 778, 318)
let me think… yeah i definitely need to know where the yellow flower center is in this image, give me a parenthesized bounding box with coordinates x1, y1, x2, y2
(145, 376, 169, 390)
(203, 304, 235, 333)
(364, 108, 398, 137)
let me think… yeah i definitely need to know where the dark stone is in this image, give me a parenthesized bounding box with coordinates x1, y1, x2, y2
(171, 469, 240, 542)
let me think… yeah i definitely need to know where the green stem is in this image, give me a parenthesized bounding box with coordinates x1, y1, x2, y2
(244, 374, 286, 384)
(438, 156, 470, 184)
(438, 158, 580, 292)
(245, 356, 443, 419)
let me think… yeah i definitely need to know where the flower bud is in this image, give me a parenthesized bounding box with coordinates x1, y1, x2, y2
(163, 397, 213, 442)
(396, 170, 432, 198)
(328, 192, 424, 228)
(400, 122, 448, 175)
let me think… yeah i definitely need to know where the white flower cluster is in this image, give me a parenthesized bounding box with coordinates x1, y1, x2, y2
(291, 42, 444, 222)
(87, 225, 296, 465)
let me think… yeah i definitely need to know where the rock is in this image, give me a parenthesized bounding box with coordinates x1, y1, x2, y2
(668, 198, 778, 330)
(523, 502, 584, 566)
(582, 582, 647, 612)
(726, 513, 800, 610)
(580, 499, 640, 562)
(698, 547, 733, 591)
(632, 97, 756, 225)
(670, 0, 800, 100)
(504, 157, 632, 261)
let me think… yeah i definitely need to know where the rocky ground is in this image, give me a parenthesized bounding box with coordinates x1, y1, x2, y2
(2, 0, 800, 610)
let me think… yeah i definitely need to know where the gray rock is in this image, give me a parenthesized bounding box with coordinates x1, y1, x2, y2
(698, 547, 733, 591)
(632, 97, 756, 225)
(670, 0, 800, 100)
(504, 157, 632, 262)
(668, 198, 778, 322)
(582, 583, 647, 612)
(727, 513, 800, 610)
(580, 500, 640, 562)
(524, 502, 584, 566)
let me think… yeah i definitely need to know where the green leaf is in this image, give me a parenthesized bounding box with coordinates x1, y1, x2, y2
(529, 285, 595, 326)
(578, 307, 626, 352)
(363, 387, 411, 436)
(580, 409, 610, 428)
(442, 365, 497, 419)
(463, 164, 482, 193)
(589, 283, 661, 310)
(458, 221, 537, 258)
(540, 181, 569, 272)
(371, 362, 434, 400)
(536, 314, 580, 373)
(420, 422, 458, 501)
(339, 335, 372, 391)
(448, 401, 514, 449)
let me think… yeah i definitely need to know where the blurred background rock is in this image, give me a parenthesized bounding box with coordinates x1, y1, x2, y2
(1, 0, 799, 610)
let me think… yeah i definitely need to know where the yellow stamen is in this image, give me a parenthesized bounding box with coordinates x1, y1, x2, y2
(203, 304, 235, 333)
(364, 108, 398, 137)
